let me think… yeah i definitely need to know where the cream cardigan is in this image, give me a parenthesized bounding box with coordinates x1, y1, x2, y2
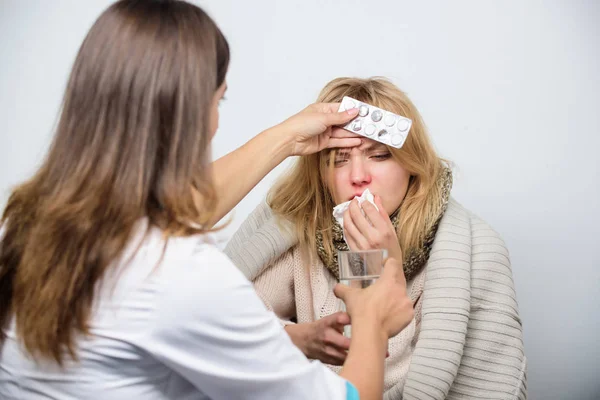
(225, 198, 527, 400)
(251, 244, 427, 396)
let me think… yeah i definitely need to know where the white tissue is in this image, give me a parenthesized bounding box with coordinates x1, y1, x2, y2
(332, 189, 378, 245)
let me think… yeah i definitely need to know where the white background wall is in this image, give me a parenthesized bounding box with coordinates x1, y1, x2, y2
(1, 1, 598, 398)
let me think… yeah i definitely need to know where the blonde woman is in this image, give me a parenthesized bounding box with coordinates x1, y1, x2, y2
(225, 77, 527, 400)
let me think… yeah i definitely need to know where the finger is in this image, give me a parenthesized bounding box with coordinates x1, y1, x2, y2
(333, 283, 356, 302)
(361, 200, 388, 232)
(323, 347, 348, 366)
(332, 317, 351, 334)
(323, 311, 350, 328)
(343, 207, 370, 250)
(344, 234, 360, 252)
(374, 195, 395, 228)
(324, 108, 359, 126)
(325, 330, 352, 350)
(325, 137, 362, 149)
(373, 195, 387, 218)
(330, 127, 362, 138)
(335, 311, 351, 326)
(343, 221, 363, 252)
(323, 311, 348, 326)
(313, 102, 343, 113)
(348, 201, 378, 241)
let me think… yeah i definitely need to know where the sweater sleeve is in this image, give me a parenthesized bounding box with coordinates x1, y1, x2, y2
(224, 200, 297, 281)
(402, 201, 527, 400)
(448, 216, 527, 400)
(252, 250, 297, 326)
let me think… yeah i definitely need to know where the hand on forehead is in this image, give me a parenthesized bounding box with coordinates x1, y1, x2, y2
(331, 126, 361, 139)
(330, 129, 387, 152)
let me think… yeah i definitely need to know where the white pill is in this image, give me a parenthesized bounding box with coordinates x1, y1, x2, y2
(397, 119, 410, 132)
(358, 105, 369, 117)
(391, 133, 404, 146)
(351, 119, 363, 131)
(384, 114, 396, 126)
(365, 124, 376, 136)
(371, 110, 383, 122)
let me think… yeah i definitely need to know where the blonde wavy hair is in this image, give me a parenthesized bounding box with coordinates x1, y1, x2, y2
(268, 77, 448, 264)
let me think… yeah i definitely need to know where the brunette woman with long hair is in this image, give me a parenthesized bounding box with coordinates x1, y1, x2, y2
(0, 1, 414, 400)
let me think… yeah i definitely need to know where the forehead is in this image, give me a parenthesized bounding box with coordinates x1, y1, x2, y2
(358, 138, 387, 151)
(337, 137, 387, 152)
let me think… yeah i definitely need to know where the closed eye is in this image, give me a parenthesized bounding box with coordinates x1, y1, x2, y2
(333, 156, 349, 166)
(328, 150, 350, 166)
(371, 153, 391, 161)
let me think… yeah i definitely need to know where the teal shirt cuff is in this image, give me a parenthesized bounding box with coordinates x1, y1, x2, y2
(345, 381, 360, 400)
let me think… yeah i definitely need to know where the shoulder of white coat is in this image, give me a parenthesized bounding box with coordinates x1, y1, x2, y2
(143, 228, 249, 293)
(152, 235, 255, 323)
(166, 234, 240, 273)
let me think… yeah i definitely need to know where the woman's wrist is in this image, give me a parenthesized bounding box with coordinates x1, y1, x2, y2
(351, 312, 389, 341)
(259, 125, 295, 160)
(340, 315, 387, 400)
(388, 247, 403, 264)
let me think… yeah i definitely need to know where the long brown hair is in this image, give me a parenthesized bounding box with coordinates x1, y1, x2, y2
(269, 77, 446, 264)
(0, 0, 229, 364)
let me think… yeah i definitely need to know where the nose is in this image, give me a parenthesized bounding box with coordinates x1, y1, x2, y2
(350, 158, 371, 187)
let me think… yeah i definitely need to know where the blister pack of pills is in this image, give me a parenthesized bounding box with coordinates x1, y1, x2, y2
(337, 96, 412, 148)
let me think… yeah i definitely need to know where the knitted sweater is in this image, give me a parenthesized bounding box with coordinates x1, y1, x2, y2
(225, 198, 527, 400)
(252, 245, 427, 396)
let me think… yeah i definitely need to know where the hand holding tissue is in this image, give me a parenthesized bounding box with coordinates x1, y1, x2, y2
(333, 189, 378, 246)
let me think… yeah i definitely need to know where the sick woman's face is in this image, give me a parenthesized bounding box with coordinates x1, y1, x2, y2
(326, 132, 410, 214)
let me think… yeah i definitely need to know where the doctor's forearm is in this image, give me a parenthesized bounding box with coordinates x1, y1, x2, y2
(209, 127, 290, 226)
(339, 317, 388, 400)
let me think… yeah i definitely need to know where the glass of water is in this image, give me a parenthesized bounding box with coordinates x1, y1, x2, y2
(338, 249, 387, 337)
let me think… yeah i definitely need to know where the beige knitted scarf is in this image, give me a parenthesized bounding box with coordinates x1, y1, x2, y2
(316, 167, 453, 281)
